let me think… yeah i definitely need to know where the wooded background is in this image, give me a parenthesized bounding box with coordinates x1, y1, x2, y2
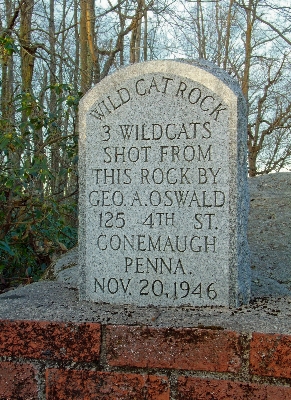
(0, 0, 290, 285)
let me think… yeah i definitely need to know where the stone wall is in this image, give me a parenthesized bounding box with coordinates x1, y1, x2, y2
(1, 172, 290, 399)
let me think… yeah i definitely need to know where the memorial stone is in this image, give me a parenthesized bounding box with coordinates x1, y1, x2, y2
(79, 60, 250, 307)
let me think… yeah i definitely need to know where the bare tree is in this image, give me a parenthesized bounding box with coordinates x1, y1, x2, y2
(160, 0, 291, 175)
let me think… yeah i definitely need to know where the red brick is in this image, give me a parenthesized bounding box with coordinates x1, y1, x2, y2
(0, 320, 101, 362)
(0, 361, 38, 400)
(46, 369, 169, 400)
(250, 333, 291, 379)
(177, 376, 291, 400)
(106, 325, 242, 373)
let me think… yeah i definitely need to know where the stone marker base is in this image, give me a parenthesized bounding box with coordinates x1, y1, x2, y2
(1, 319, 291, 399)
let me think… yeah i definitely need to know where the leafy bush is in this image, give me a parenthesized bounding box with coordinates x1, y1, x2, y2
(0, 85, 81, 289)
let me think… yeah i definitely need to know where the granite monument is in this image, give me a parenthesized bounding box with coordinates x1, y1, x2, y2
(78, 60, 250, 307)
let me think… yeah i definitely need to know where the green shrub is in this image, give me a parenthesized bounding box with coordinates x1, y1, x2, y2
(0, 86, 81, 287)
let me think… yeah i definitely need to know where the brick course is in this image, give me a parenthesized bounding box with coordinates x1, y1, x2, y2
(250, 333, 291, 379)
(106, 325, 242, 372)
(177, 376, 291, 400)
(0, 320, 101, 362)
(0, 361, 38, 400)
(46, 369, 170, 400)
(1, 319, 291, 399)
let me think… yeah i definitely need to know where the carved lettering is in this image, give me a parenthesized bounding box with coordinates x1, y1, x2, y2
(83, 67, 238, 306)
(159, 145, 211, 162)
(97, 234, 217, 253)
(94, 276, 218, 301)
(103, 146, 151, 163)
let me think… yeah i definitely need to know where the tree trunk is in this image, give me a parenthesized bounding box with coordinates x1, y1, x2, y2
(80, 0, 89, 93)
(223, 0, 235, 70)
(143, 3, 148, 61)
(1, 1, 17, 167)
(130, 0, 143, 63)
(80, 0, 97, 92)
(20, 0, 35, 94)
(49, 0, 59, 195)
(73, 0, 80, 89)
(196, 0, 206, 59)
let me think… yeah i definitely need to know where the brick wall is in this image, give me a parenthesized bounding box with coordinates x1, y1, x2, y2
(1, 320, 291, 399)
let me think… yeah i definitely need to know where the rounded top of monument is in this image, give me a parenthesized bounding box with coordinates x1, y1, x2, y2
(79, 59, 245, 112)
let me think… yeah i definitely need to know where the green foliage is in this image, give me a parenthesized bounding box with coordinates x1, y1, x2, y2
(0, 35, 18, 64)
(0, 199, 78, 285)
(0, 86, 80, 288)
